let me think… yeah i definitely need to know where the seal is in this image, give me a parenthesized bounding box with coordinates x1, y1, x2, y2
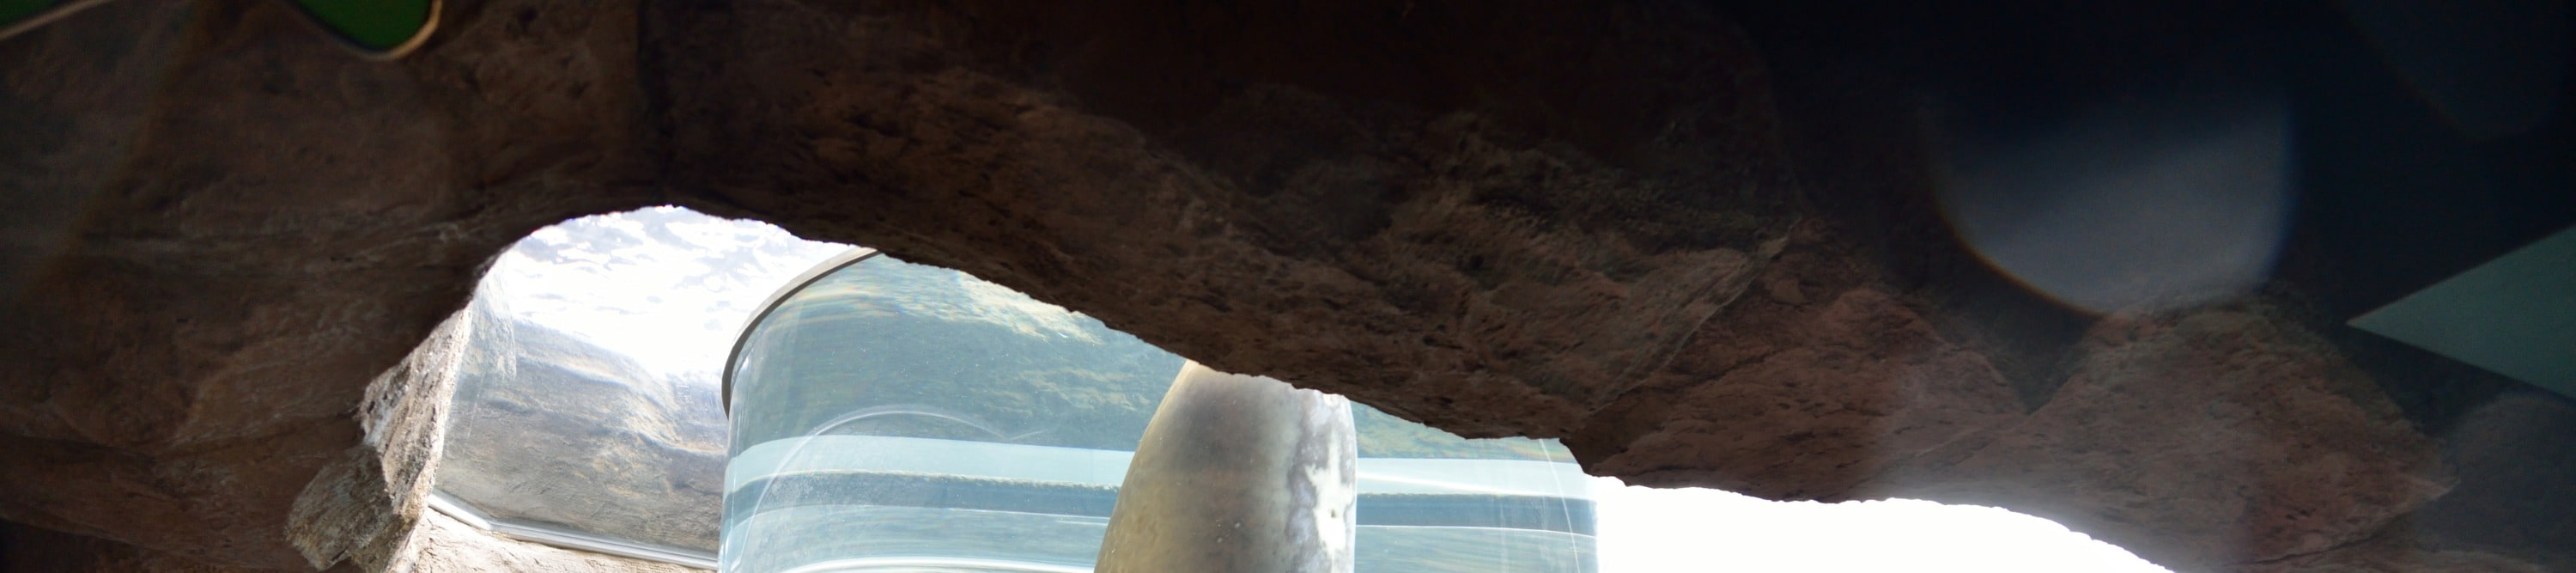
(1096, 362, 1358, 573)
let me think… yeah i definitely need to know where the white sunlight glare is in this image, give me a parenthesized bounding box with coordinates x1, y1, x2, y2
(1591, 477, 2171, 572)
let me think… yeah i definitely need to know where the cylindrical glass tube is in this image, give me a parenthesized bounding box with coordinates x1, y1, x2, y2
(723, 253, 1596, 573)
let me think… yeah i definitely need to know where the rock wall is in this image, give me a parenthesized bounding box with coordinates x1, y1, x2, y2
(1, 0, 2569, 571)
(1893, 306, 2453, 569)
(1, 0, 653, 568)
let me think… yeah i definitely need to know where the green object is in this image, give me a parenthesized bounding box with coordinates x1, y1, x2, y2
(0, 0, 58, 26)
(290, 0, 437, 58)
(2352, 225, 2576, 399)
(1, 0, 109, 42)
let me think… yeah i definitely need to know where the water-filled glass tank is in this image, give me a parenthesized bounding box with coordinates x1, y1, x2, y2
(722, 251, 1596, 573)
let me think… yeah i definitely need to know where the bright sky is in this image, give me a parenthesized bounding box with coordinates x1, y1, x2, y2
(483, 208, 2172, 573)
(477, 206, 849, 379)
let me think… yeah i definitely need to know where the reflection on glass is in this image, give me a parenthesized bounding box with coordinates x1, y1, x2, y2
(438, 295, 730, 552)
(433, 208, 841, 557)
(724, 253, 1596, 573)
(1352, 410, 1597, 573)
(725, 253, 1179, 573)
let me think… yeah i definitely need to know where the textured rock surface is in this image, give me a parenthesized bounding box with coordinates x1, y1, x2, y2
(285, 299, 479, 572)
(1, 521, 271, 573)
(2237, 534, 2553, 573)
(1568, 222, 2025, 500)
(654, 0, 1797, 438)
(0, 0, 653, 568)
(1897, 307, 2456, 570)
(1, 0, 2570, 572)
(2399, 388, 2576, 572)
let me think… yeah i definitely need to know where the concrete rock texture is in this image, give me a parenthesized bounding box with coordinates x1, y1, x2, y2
(1897, 307, 2455, 570)
(2, 0, 2571, 571)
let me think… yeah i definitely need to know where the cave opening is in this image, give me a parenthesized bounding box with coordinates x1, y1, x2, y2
(422, 206, 2166, 572)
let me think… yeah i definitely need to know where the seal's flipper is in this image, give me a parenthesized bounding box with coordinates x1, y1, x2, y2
(288, 0, 439, 59)
(0, 0, 115, 42)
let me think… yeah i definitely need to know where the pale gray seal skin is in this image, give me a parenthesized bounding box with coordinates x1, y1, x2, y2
(1097, 362, 1358, 573)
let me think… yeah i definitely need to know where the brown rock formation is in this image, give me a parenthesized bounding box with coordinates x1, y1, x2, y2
(652, 0, 1799, 439)
(0, 0, 652, 568)
(2, 0, 2569, 571)
(1569, 222, 2026, 501)
(1899, 306, 2454, 570)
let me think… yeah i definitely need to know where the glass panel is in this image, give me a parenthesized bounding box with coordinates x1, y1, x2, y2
(727, 255, 1183, 455)
(435, 208, 847, 554)
(1351, 406, 1596, 573)
(724, 255, 1597, 573)
(724, 255, 1184, 572)
(436, 294, 731, 552)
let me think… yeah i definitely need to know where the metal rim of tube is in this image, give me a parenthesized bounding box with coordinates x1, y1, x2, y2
(425, 491, 721, 570)
(720, 247, 879, 415)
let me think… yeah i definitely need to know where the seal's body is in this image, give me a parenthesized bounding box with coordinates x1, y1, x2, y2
(1096, 362, 1358, 573)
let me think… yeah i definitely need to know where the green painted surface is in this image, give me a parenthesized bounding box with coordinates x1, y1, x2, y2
(292, 0, 432, 52)
(2353, 226, 2576, 399)
(0, 0, 58, 25)
(1, 0, 68, 33)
